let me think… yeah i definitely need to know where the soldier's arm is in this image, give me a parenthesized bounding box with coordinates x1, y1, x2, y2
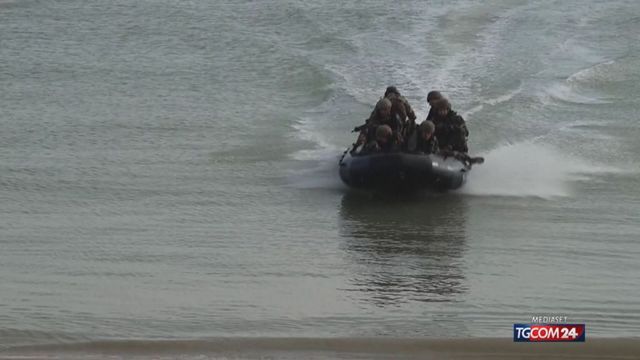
(458, 123, 469, 152)
(457, 115, 469, 137)
(451, 127, 469, 153)
(426, 108, 434, 121)
(403, 98, 417, 121)
(352, 120, 368, 133)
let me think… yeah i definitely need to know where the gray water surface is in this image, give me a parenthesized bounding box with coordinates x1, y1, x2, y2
(1, 0, 640, 348)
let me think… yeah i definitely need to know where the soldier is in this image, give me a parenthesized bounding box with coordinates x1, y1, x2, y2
(416, 121, 439, 154)
(384, 86, 417, 123)
(425, 90, 443, 121)
(362, 125, 398, 154)
(404, 120, 439, 154)
(353, 98, 393, 150)
(431, 98, 469, 153)
(384, 86, 417, 140)
(368, 97, 393, 128)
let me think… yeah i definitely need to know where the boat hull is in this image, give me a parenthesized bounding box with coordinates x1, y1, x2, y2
(338, 151, 468, 191)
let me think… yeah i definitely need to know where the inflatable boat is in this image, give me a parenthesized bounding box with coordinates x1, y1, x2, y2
(338, 148, 471, 191)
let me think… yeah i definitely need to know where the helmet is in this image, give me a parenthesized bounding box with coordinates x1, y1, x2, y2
(432, 98, 451, 111)
(427, 91, 443, 102)
(375, 98, 392, 112)
(384, 86, 400, 97)
(375, 125, 393, 141)
(418, 120, 435, 134)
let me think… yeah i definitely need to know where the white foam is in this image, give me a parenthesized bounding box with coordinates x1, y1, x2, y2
(286, 153, 346, 190)
(289, 117, 341, 161)
(567, 60, 616, 84)
(462, 85, 522, 118)
(460, 142, 618, 199)
(555, 38, 608, 65)
(289, 140, 627, 194)
(541, 82, 609, 105)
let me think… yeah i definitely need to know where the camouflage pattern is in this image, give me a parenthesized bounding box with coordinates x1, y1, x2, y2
(361, 138, 399, 154)
(415, 135, 439, 154)
(367, 109, 392, 128)
(386, 93, 417, 123)
(361, 124, 399, 154)
(432, 110, 469, 153)
(361, 140, 382, 154)
(385, 92, 416, 146)
(403, 124, 439, 154)
(352, 98, 392, 147)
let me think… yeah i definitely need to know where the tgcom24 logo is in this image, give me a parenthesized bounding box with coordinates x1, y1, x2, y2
(513, 324, 586, 342)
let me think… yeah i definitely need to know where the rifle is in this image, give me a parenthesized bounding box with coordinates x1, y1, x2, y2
(352, 119, 370, 133)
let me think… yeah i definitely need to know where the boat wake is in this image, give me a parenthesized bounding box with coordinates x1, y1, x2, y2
(286, 154, 345, 191)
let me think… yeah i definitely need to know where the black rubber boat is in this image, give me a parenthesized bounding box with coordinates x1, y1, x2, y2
(338, 148, 471, 191)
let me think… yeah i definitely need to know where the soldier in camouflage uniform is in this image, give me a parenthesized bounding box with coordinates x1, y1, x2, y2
(384, 86, 417, 142)
(416, 121, 439, 154)
(404, 120, 438, 154)
(384, 86, 417, 123)
(368, 97, 393, 128)
(362, 124, 399, 154)
(353, 98, 393, 149)
(431, 98, 469, 153)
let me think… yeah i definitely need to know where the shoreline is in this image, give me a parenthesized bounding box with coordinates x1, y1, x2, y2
(3, 337, 639, 359)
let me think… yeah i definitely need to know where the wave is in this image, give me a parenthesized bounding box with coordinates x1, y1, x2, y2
(567, 56, 639, 86)
(540, 82, 610, 105)
(554, 38, 610, 66)
(314, 3, 527, 116)
(567, 59, 617, 83)
(462, 84, 522, 118)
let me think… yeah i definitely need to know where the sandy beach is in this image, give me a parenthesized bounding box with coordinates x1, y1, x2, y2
(2, 338, 639, 359)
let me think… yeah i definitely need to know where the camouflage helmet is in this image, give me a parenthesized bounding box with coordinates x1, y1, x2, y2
(375, 98, 392, 112)
(375, 124, 393, 141)
(427, 90, 443, 102)
(384, 86, 400, 97)
(418, 120, 435, 134)
(432, 98, 451, 111)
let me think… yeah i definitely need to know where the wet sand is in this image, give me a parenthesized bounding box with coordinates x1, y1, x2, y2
(2, 338, 639, 359)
